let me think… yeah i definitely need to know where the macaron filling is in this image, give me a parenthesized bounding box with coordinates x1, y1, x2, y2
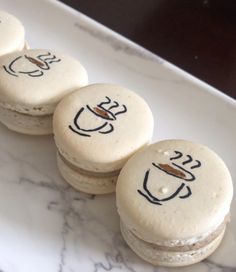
(120, 220, 225, 266)
(121, 214, 227, 252)
(57, 151, 119, 194)
(58, 151, 120, 178)
(0, 104, 52, 135)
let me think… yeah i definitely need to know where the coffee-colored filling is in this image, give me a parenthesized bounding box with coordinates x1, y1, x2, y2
(0, 104, 52, 117)
(58, 151, 120, 178)
(127, 214, 229, 252)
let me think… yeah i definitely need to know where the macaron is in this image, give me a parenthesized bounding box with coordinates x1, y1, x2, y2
(0, 49, 88, 135)
(0, 11, 27, 56)
(116, 140, 233, 266)
(53, 83, 154, 194)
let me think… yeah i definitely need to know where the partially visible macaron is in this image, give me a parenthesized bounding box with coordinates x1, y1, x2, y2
(116, 140, 233, 266)
(53, 83, 154, 194)
(0, 49, 88, 135)
(0, 11, 27, 56)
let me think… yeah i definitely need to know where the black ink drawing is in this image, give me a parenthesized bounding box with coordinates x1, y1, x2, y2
(3, 51, 61, 77)
(138, 151, 201, 205)
(69, 96, 127, 137)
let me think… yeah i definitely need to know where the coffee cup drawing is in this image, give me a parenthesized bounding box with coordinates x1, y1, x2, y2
(138, 151, 202, 205)
(69, 96, 127, 137)
(3, 51, 61, 77)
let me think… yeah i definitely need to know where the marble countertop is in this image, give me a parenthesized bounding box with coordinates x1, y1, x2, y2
(0, 0, 235, 271)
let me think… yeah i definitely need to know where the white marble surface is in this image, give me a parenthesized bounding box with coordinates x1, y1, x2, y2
(0, 0, 235, 271)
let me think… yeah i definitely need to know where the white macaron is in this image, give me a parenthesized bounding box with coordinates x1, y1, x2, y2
(0, 49, 88, 135)
(116, 139, 233, 266)
(53, 83, 154, 194)
(0, 10, 27, 56)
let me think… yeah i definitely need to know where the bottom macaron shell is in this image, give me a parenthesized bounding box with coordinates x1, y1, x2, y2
(120, 221, 225, 267)
(0, 106, 52, 135)
(57, 152, 117, 194)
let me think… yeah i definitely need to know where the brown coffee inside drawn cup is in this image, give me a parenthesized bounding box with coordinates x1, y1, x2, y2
(25, 55, 44, 68)
(93, 107, 109, 118)
(158, 164, 186, 178)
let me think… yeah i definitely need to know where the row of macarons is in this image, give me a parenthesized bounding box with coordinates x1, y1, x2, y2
(0, 12, 154, 194)
(0, 10, 233, 267)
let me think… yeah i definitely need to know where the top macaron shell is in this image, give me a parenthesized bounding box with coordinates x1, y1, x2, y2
(0, 11, 25, 56)
(116, 140, 233, 244)
(0, 49, 88, 115)
(53, 84, 154, 172)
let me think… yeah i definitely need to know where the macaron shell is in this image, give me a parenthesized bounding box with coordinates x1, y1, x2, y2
(0, 11, 25, 56)
(116, 140, 233, 243)
(0, 49, 88, 114)
(53, 83, 154, 172)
